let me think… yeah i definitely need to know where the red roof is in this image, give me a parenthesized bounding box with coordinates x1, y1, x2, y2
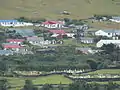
(6, 39, 25, 42)
(4, 45, 22, 49)
(48, 30, 66, 35)
(42, 21, 64, 24)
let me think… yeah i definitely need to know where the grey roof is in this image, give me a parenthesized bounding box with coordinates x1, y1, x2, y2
(102, 30, 120, 33)
(27, 37, 44, 42)
(9, 28, 35, 37)
(0, 50, 13, 55)
(112, 17, 120, 20)
(2, 43, 20, 46)
(76, 47, 91, 52)
(80, 37, 94, 40)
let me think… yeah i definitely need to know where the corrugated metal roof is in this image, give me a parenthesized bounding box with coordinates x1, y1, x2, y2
(2, 43, 22, 48)
(102, 30, 120, 33)
(0, 20, 18, 23)
(6, 39, 25, 42)
(9, 28, 35, 37)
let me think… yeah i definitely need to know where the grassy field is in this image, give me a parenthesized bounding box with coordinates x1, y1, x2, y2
(0, 75, 72, 89)
(62, 39, 96, 47)
(0, 0, 120, 19)
(87, 69, 120, 74)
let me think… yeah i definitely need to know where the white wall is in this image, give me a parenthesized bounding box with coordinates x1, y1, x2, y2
(109, 19, 120, 23)
(95, 30, 112, 37)
(0, 22, 33, 27)
(66, 33, 75, 38)
(96, 40, 120, 47)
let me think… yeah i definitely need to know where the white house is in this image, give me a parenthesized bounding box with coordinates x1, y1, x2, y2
(95, 30, 120, 37)
(27, 37, 51, 46)
(66, 33, 75, 38)
(80, 37, 94, 44)
(6, 39, 25, 44)
(2, 43, 23, 51)
(109, 17, 120, 23)
(41, 21, 65, 28)
(96, 40, 120, 47)
(0, 20, 33, 27)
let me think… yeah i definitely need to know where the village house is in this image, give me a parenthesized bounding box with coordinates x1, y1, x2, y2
(36, 48, 56, 54)
(41, 21, 65, 28)
(0, 20, 33, 27)
(27, 36, 51, 46)
(95, 30, 120, 37)
(2, 43, 23, 51)
(48, 30, 66, 38)
(96, 40, 120, 47)
(66, 33, 75, 38)
(6, 39, 25, 44)
(0, 50, 13, 56)
(8, 28, 35, 37)
(75, 47, 92, 54)
(109, 16, 120, 23)
(79, 37, 94, 44)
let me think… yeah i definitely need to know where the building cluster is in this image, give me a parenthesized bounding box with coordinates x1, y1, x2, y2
(0, 18, 120, 55)
(0, 19, 77, 55)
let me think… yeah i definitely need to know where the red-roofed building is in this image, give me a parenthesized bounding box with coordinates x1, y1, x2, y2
(48, 30, 66, 35)
(41, 21, 65, 28)
(48, 30, 66, 38)
(6, 39, 25, 44)
(2, 43, 23, 51)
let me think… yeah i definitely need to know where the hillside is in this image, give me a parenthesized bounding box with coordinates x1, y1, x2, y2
(0, 0, 120, 19)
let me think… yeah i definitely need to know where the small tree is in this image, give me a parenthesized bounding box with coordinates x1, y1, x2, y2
(41, 84, 53, 90)
(106, 81, 118, 90)
(22, 80, 38, 90)
(0, 79, 9, 90)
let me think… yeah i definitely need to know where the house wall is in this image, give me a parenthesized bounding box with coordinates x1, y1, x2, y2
(81, 40, 93, 44)
(29, 40, 51, 46)
(43, 24, 63, 28)
(9, 41, 22, 44)
(4, 48, 20, 51)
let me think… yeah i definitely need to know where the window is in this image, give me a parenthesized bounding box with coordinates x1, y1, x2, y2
(10, 22, 13, 24)
(108, 33, 110, 35)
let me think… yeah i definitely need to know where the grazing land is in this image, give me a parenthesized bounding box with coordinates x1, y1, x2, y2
(0, 75, 72, 87)
(0, 0, 120, 19)
(87, 69, 120, 74)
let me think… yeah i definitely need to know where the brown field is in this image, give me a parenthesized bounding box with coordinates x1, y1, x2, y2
(0, 0, 120, 19)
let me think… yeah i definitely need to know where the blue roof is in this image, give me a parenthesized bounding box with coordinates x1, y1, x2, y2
(9, 28, 35, 37)
(112, 17, 120, 20)
(0, 50, 13, 55)
(102, 30, 120, 33)
(0, 20, 18, 23)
